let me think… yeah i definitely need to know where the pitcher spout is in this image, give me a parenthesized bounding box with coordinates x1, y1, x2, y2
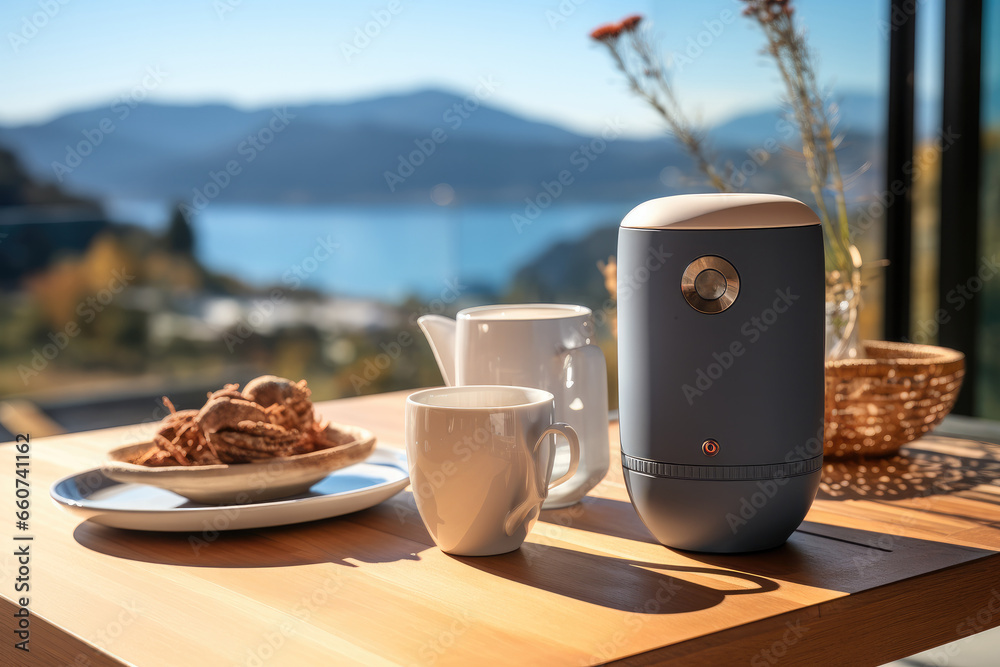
(417, 315, 457, 386)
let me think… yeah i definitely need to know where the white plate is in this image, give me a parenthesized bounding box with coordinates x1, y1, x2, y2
(51, 446, 409, 532)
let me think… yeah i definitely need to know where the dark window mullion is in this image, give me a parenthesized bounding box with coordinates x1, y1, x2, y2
(938, 0, 984, 415)
(884, 0, 918, 343)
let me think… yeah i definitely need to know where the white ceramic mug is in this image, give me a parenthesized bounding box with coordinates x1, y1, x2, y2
(417, 304, 609, 508)
(405, 386, 580, 556)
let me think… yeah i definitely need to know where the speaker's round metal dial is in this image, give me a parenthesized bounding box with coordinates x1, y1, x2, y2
(681, 255, 740, 314)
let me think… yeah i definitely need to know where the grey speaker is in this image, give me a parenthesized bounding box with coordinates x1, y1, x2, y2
(617, 194, 824, 553)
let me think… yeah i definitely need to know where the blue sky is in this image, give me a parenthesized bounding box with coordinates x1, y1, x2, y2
(2, 0, 940, 137)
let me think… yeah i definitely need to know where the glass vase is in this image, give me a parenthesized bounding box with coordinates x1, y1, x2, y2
(825, 245, 863, 360)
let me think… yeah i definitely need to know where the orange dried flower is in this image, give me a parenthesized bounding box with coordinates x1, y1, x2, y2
(620, 15, 643, 32)
(590, 23, 623, 42)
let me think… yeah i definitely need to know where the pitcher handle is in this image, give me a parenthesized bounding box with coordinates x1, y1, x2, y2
(559, 343, 609, 478)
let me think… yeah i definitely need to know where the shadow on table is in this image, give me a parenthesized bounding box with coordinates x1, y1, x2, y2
(452, 543, 778, 614)
(73, 492, 435, 568)
(818, 443, 1000, 506)
(681, 520, 996, 594)
(539, 496, 658, 544)
(537, 497, 997, 597)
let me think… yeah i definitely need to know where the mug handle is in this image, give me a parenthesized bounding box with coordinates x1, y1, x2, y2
(537, 422, 580, 490)
(502, 423, 580, 537)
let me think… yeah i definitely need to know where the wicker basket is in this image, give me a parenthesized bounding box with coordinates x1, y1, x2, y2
(824, 341, 965, 458)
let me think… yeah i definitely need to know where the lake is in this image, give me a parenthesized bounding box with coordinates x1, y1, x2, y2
(106, 200, 632, 302)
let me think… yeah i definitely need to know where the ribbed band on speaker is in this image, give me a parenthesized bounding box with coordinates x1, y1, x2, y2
(621, 452, 823, 481)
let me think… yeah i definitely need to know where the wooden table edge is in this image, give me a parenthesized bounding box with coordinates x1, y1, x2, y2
(613, 551, 1000, 666)
(0, 595, 126, 667)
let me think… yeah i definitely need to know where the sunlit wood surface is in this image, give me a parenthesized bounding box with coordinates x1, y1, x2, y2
(2, 390, 1000, 666)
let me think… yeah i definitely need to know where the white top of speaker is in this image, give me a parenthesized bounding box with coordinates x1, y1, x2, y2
(620, 193, 821, 230)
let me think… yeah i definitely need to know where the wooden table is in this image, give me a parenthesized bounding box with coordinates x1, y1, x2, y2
(3, 391, 1000, 666)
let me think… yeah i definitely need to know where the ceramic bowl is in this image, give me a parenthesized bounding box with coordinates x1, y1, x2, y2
(101, 423, 376, 504)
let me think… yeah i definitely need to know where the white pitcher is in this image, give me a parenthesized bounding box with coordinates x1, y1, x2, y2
(417, 304, 609, 508)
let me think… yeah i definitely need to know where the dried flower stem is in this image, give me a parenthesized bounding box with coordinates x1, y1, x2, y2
(743, 0, 853, 275)
(590, 5, 856, 278)
(592, 17, 732, 193)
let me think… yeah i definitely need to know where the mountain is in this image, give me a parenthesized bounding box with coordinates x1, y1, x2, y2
(507, 225, 618, 311)
(0, 88, 886, 206)
(710, 90, 940, 148)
